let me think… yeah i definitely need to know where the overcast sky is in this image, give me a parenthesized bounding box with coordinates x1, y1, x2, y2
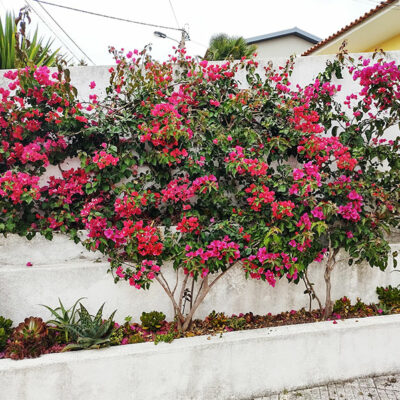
(0, 0, 380, 65)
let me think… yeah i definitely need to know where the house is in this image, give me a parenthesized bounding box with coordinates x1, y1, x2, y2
(246, 27, 320, 58)
(303, 0, 400, 56)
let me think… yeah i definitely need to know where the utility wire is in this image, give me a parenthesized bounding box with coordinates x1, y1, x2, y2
(32, 0, 95, 65)
(31, 0, 185, 32)
(24, 0, 82, 63)
(168, 0, 180, 28)
(190, 38, 208, 49)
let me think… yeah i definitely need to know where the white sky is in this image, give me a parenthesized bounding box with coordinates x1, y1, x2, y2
(0, 0, 379, 65)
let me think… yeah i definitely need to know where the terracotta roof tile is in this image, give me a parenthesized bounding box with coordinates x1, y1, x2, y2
(302, 0, 398, 56)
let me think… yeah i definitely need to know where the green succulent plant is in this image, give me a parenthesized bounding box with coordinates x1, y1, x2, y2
(205, 310, 228, 330)
(154, 327, 176, 345)
(0, 316, 13, 352)
(227, 317, 246, 331)
(63, 303, 116, 351)
(377, 286, 400, 308)
(5, 317, 48, 359)
(109, 325, 124, 346)
(140, 311, 166, 332)
(128, 333, 145, 344)
(41, 297, 84, 343)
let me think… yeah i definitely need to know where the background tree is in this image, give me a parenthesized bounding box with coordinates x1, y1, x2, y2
(204, 33, 257, 61)
(0, 8, 67, 69)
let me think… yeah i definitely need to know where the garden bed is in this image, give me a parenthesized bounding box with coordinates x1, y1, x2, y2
(1, 314, 399, 400)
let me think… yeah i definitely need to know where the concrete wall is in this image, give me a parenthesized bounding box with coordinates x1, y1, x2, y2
(1, 53, 400, 324)
(1, 314, 399, 399)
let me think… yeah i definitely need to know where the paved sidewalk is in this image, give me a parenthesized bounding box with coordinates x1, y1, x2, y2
(253, 374, 400, 400)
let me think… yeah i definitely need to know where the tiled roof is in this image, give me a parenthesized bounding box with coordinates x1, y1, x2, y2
(302, 0, 398, 56)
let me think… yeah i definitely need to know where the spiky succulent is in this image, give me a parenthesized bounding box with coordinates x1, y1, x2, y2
(5, 317, 48, 360)
(41, 297, 84, 343)
(64, 303, 116, 351)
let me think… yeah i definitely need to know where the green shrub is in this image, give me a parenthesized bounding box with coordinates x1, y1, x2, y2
(376, 286, 400, 308)
(333, 296, 351, 315)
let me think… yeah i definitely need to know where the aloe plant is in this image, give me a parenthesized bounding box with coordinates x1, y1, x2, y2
(41, 297, 84, 343)
(64, 303, 116, 351)
(0, 10, 66, 69)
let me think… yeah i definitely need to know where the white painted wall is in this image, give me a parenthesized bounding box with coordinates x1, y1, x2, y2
(1, 315, 399, 400)
(252, 35, 315, 58)
(0, 52, 400, 324)
(0, 234, 399, 324)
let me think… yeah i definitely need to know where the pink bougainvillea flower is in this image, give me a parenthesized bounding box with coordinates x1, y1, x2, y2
(89, 81, 96, 89)
(26, 262, 33, 267)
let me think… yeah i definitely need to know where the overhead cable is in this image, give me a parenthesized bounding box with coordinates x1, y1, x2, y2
(25, 0, 82, 63)
(31, 0, 185, 32)
(33, 0, 96, 65)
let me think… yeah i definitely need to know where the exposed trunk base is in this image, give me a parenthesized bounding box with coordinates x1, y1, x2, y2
(303, 269, 323, 315)
(155, 265, 235, 332)
(323, 245, 339, 320)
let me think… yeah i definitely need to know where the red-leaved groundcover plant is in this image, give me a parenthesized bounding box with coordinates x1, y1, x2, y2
(1, 48, 400, 330)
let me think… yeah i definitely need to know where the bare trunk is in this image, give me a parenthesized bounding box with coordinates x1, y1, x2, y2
(154, 274, 185, 325)
(323, 244, 339, 320)
(181, 265, 235, 331)
(182, 276, 209, 331)
(303, 269, 323, 315)
(155, 265, 235, 332)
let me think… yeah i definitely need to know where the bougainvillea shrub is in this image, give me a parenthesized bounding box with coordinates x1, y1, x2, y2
(0, 65, 89, 239)
(1, 49, 399, 329)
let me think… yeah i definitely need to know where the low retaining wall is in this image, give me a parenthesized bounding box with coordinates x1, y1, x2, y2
(0, 315, 399, 400)
(1, 234, 400, 324)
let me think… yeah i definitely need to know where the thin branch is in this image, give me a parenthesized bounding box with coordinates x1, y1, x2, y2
(154, 275, 183, 320)
(304, 269, 323, 313)
(189, 277, 195, 311)
(171, 268, 179, 297)
(192, 278, 205, 306)
(158, 270, 172, 294)
(178, 273, 189, 312)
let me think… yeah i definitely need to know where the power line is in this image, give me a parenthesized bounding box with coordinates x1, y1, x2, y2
(32, 0, 95, 65)
(31, 0, 185, 32)
(24, 0, 82, 63)
(190, 38, 208, 49)
(168, 0, 180, 28)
